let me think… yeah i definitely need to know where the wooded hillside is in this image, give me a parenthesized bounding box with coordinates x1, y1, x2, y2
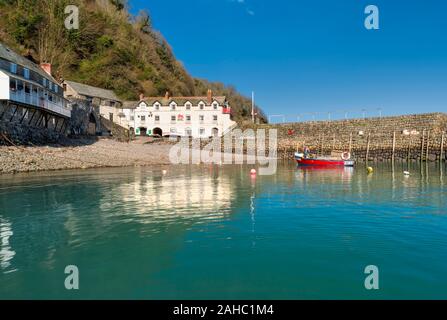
(0, 0, 266, 123)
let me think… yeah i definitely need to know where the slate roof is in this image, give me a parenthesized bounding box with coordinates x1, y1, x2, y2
(64, 80, 121, 102)
(141, 96, 227, 107)
(0, 42, 58, 82)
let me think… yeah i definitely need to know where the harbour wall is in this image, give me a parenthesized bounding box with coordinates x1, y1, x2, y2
(244, 113, 447, 162)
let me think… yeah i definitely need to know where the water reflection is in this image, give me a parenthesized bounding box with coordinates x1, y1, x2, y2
(97, 169, 235, 223)
(0, 163, 446, 299)
(0, 217, 16, 273)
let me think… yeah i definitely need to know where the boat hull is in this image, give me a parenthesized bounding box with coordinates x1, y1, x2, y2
(296, 158, 355, 167)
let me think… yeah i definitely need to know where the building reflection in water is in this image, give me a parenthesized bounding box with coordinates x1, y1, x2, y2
(97, 169, 236, 225)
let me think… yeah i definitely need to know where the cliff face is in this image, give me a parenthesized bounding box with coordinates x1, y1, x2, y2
(0, 0, 266, 123)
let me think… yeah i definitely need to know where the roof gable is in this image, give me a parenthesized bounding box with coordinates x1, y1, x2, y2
(65, 80, 121, 102)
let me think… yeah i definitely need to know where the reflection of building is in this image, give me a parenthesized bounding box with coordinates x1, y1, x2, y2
(99, 173, 235, 222)
(123, 90, 236, 138)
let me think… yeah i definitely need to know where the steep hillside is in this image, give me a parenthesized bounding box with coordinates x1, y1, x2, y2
(0, 0, 266, 123)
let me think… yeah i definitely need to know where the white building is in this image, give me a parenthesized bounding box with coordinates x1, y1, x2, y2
(0, 42, 71, 119)
(123, 90, 236, 138)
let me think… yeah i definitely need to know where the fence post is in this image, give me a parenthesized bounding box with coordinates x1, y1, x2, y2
(426, 130, 430, 162)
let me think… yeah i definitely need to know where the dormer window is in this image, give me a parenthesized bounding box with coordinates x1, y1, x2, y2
(170, 102, 177, 110)
(213, 102, 218, 110)
(199, 102, 205, 110)
(10, 63, 17, 74)
(185, 102, 192, 110)
(153, 102, 160, 110)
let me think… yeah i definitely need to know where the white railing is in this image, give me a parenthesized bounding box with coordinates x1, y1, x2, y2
(10, 90, 71, 118)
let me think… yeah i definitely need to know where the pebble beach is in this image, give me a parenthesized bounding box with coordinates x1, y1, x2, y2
(0, 138, 173, 174)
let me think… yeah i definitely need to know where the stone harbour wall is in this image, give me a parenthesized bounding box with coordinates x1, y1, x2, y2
(243, 113, 447, 162)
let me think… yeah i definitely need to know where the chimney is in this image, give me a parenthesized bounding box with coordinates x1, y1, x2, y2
(165, 91, 170, 100)
(139, 93, 145, 101)
(207, 89, 213, 104)
(40, 63, 52, 76)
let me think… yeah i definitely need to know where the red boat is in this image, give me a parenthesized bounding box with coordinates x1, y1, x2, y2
(294, 152, 355, 167)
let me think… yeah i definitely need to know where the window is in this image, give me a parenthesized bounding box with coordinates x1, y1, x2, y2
(186, 115, 191, 122)
(130, 116, 135, 121)
(200, 128, 205, 135)
(199, 103, 205, 110)
(155, 115, 160, 121)
(10, 63, 17, 74)
(199, 115, 204, 122)
(170, 103, 176, 110)
(186, 128, 192, 136)
(185, 103, 191, 110)
(24, 68, 30, 79)
(63, 84, 67, 92)
(54, 85, 58, 94)
(42, 78, 47, 86)
(213, 103, 218, 110)
(17, 80, 24, 92)
(171, 115, 176, 122)
(170, 128, 177, 134)
(141, 115, 146, 121)
(213, 115, 218, 121)
(9, 78, 16, 91)
(25, 83, 31, 94)
(154, 103, 160, 110)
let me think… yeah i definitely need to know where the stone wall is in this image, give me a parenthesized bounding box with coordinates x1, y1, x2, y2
(243, 113, 447, 162)
(0, 101, 69, 146)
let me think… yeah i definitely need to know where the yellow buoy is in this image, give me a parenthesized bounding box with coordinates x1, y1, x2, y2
(367, 166, 374, 174)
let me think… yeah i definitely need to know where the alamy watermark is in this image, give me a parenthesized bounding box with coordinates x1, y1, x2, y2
(364, 265, 379, 290)
(364, 5, 380, 30)
(64, 5, 79, 30)
(169, 129, 278, 176)
(64, 265, 79, 290)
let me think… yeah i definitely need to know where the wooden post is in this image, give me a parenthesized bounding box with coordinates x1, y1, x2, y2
(407, 137, 411, 162)
(332, 134, 336, 152)
(421, 130, 426, 162)
(392, 131, 396, 162)
(320, 134, 325, 156)
(366, 132, 371, 163)
(426, 130, 430, 162)
(441, 132, 445, 163)
(349, 132, 353, 154)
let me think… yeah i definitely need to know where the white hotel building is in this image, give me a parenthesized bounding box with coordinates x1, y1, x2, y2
(124, 90, 236, 138)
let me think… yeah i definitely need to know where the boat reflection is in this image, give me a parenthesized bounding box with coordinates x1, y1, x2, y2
(295, 165, 354, 184)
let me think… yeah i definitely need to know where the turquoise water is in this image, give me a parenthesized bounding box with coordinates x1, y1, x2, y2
(0, 163, 446, 300)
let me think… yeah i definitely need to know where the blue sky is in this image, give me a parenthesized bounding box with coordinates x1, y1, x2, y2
(128, 0, 447, 121)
